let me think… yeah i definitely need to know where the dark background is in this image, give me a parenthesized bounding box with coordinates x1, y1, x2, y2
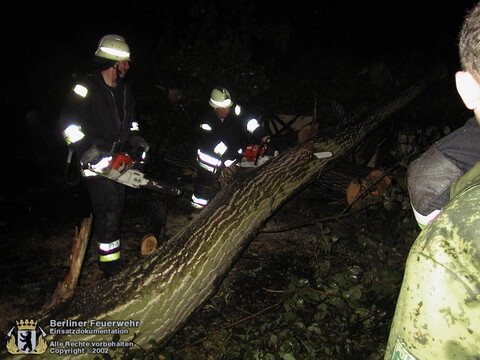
(1, 1, 477, 250)
(3, 1, 475, 125)
(0, 1, 478, 357)
(2, 0, 477, 249)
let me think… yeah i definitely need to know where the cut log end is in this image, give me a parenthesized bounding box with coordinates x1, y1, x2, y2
(140, 234, 158, 255)
(345, 169, 392, 205)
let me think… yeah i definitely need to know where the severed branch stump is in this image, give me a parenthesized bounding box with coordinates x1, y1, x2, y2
(43, 216, 92, 311)
(313, 160, 391, 205)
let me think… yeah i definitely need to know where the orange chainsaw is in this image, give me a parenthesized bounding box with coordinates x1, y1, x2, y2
(88, 153, 183, 197)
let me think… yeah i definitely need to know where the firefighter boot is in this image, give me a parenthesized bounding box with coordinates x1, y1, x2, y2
(98, 238, 122, 277)
(191, 183, 217, 209)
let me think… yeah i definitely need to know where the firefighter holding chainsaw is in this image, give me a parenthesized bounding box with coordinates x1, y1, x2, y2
(191, 87, 270, 209)
(60, 34, 149, 276)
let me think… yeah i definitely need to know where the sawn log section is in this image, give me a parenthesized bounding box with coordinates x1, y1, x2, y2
(3, 70, 441, 360)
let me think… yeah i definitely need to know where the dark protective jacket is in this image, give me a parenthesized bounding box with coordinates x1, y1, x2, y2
(407, 117, 480, 226)
(197, 104, 268, 164)
(59, 72, 139, 158)
(191, 104, 268, 209)
(384, 160, 480, 359)
(59, 71, 141, 274)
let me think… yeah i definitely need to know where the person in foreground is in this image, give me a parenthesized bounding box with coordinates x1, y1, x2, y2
(384, 3, 480, 359)
(407, 8, 480, 228)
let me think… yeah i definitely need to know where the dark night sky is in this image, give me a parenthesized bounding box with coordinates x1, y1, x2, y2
(6, 2, 475, 72)
(3, 1, 476, 108)
(12, 2, 471, 59)
(2, 0, 478, 163)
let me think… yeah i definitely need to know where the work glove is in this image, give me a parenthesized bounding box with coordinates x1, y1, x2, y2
(80, 145, 105, 166)
(129, 135, 150, 152)
(129, 135, 150, 161)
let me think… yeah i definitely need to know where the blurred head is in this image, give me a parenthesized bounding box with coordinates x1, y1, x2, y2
(456, 2, 480, 114)
(114, 60, 130, 78)
(214, 107, 231, 119)
(459, 3, 480, 81)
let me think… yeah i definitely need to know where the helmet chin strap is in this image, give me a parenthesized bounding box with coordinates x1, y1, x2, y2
(113, 63, 121, 78)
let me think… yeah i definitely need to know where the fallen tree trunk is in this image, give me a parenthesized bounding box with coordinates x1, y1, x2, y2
(2, 69, 442, 359)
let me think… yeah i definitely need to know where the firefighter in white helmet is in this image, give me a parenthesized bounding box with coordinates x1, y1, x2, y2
(191, 86, 270, 209)
(59, 34, 149, 277)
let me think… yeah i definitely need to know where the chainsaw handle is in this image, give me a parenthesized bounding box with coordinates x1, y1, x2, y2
(261, 136, 271, 146)
(254, 140, 269, 166)
(255, 136, 274, 165)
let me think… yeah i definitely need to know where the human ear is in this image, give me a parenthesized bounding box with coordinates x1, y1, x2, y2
(455, 71, 480, 110)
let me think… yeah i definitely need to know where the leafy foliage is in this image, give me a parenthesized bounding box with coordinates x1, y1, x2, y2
(104, 154, 422, 360)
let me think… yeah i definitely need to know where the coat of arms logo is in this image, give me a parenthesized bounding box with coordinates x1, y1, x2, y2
(6, 319, 47, 355)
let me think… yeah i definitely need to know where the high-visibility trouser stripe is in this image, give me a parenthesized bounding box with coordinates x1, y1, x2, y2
(198, 161, 219, 173)
(98, 239, 120, 252)
(191, 194, 209, 208)
(98, 239, 121, 262)
(191, 201, 206, 209)
(99, 251, 121, 262)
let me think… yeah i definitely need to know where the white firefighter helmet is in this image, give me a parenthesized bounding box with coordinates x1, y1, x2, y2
(209, 87, 233, 108)
(95, 34, 131, 61)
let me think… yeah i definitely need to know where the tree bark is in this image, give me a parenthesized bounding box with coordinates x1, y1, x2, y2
(2, 70, 442, 360)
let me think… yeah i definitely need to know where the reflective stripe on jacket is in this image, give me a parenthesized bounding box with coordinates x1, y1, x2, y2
(59, 72, 138, 159)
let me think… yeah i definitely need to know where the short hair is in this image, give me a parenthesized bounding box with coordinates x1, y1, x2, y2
(459, 2, 480, 82)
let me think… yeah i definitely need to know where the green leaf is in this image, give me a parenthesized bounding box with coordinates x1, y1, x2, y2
(157, 350, 173, 360)
(268, 334, 278, 347)
(307, 325, 322, 336)
(343, 285, 363, 301)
